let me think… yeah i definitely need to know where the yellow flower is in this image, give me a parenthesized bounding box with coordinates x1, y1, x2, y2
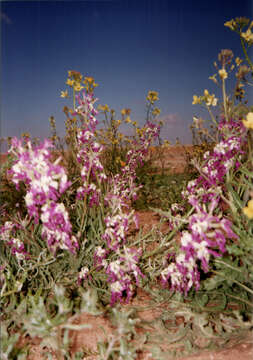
(117, 119, 121, 125)
(146, 90, 159, 104)
(218, 69, 228, 80)
(152, 107, 161, 116)
(235, 57, 243, 66)
(118, 133, 124, 140)
(209, 74, 218, 84)
(98, 104, 110, 112)
(60, 90, 68, 98)
(66, 79, 74, 87)
(84, 76, 94, 84)
(74, 83, 84, 92)
(243, 199, 253, 219)
(83, 76, 98, 92)
(125, 116, 131, 123)
(224, 19, 236, 31)
(242, 112, 253, 129)
(241, 29, 253, 43)
(192, 116, 203, 129)
(207, 95, 218, 107)
(121, 108, 131, 116)
(163, 140, 171, 148)
(21, 132, 30, 139)
(192, 95, 201, 105)
(104, 104, 110, 112)
(203, 90, 217, 107)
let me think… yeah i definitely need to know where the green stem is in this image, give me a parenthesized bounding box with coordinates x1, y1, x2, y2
(142, 207, 194, 260)
(214, 259, 242, 273)
(0, 289, 20, 298)
(206, 105, 218, 127)
(146, 103, 152, 124)
(73, 88, 76, 109)
(240, 36, 253, 71)
(222, 77, 228, 122)
(226, 293, 253, 308)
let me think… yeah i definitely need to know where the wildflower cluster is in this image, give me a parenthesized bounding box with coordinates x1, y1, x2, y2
(69, 85, 159, 304)
(106, 247, 144, 305)
(166, 203, 185, 230)
(8, 138, 78, 254)
(161, 197, 238, 294)
(162, 117, 246, 294)
(76, 86, 160, 305)
(183, 118, 246, 205)
(192, 89, 218, 107)
(74, 92, 107, 205)
(0, 221, 29, 261)
(99, 121, 159, 303)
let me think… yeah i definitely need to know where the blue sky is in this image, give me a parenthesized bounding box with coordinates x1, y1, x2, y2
(1, 0, 252, 146)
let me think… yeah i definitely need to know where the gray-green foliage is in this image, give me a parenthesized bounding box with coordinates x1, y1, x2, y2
(97, 307, 140, 360)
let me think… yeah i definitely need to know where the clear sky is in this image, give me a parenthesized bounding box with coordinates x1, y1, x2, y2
(1, 0, 252, 146)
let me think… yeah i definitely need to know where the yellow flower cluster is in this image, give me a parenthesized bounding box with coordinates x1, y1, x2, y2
(136, 127, 145, 137)
(66, 70, 84, 91)
(242, 112, 253, 129)
(235, 57, 243, 66)
(192, 90, 218, 107)
(224, 17, 250, 32)
(60, 90, 68, 98)
(192, 95, 202, 105)
(83, 76, 98, 93)
(152, 107, 161, 117)
(203, 89, 217, 106)
(241, 19, 253, 43)
(218, 68, 228, 80)
(224, 19, 236, 30)
(21, 132, 31, 139)
(97, 104, 110, 113)
(208, 74, 218, 84)
(243, 199, 253, 219)
(61, 71, 99, 98)
(146, 91, 159, 104)
(225, 17, 253, 44)
(162, 139, 171, 148)
(224, 19, 237, 31)
(121, 108, 131, 116)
